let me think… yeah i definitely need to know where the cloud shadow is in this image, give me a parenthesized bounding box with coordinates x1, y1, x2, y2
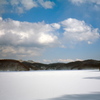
(84, 76, 100, 80)
(43, 92, 100, 100)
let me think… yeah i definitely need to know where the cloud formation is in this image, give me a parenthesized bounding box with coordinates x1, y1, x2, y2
(43, 58, 83, 63)
(0, 17, 100, 59)
(0, 0, 8, 14)
(0, 17, 59, 59)
(69, 0, 100, 10)
(0, 17, 58, 46)
(10, 0, 38, 13)
(61, 18, 100, 44)
(38, 0, 55, 9)
(0, 0, 55, 14)
(70, 0, 100, 4)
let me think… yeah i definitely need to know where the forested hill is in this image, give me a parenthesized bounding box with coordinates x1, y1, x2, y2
(0, 59, 100, 71)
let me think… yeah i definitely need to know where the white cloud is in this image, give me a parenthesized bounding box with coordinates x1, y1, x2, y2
(0, 17, 58, 46)
(20, 0, 38, 10)
(10, 0, 38, 13)
(43, 59, 53, 63)
(0, 0, 55, 14)
(58, 59, 74, 62)
(58, 58, 83, 62)
(0, 17, 100, 59)
(0, 17, 59, 59)
(70, 0, 100, 4)
(0, 0, 8, 14)
(0, 46, 42, 59)
(38, 33, 57, 44)
(69, 0, 100, 10)
(38, 0, 55, 9)
(69, 0, 85, 4)
(43, 58, 83, 63)
(61, 18, 100, 44)
(51, 23, 61, 29)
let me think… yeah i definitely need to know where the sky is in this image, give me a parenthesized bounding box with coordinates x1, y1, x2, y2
(0, 0, 100, 63)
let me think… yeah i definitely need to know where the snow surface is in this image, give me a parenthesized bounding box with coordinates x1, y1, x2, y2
(0, 70, 100, 100)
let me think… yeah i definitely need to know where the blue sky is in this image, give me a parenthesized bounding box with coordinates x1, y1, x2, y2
(0, 0, 100, 63)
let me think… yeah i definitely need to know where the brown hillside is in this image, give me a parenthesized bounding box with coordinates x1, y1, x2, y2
(0, 59, 29, 71)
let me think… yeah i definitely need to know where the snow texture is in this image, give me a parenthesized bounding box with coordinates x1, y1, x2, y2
(0, 70, 100, 100)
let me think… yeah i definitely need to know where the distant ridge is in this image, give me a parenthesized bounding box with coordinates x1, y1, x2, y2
(0, 59, 100, 71)
(0, 59, 29, 71)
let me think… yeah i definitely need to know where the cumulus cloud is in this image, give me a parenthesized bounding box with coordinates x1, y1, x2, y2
(61, 18, 100, 44)
(0, 17, 59, 46)
(0, 17, 100, 59)
(0, 17, 59, 59)
(0, 0, 55, 14)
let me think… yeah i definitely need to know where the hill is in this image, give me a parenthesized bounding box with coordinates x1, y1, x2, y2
(46, 60, 100, 70)
(0, 59, 100, 71)
(0, 59, 29, 71)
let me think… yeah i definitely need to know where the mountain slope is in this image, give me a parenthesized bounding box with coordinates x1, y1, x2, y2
(0, 59, 29, 71)
(0, 59, 100, 71)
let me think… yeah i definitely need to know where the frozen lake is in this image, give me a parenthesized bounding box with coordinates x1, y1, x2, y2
(0, 70, 100, 100)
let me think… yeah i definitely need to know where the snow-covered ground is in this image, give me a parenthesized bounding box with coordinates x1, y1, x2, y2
(0, 70, 100, 100)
